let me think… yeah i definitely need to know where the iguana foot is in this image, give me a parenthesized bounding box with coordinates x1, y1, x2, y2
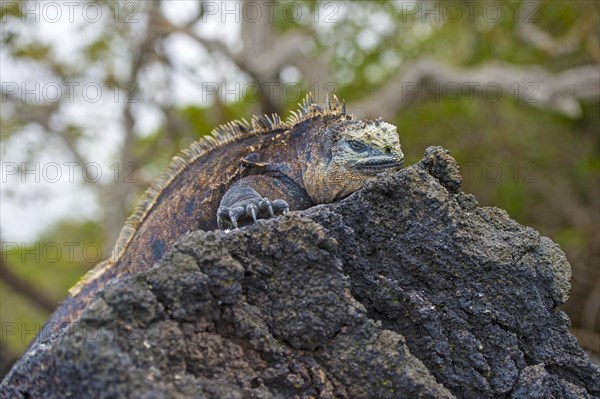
(217, 198, 289, 229)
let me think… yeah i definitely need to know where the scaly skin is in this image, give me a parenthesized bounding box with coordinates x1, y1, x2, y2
(40, 97, 404, 341)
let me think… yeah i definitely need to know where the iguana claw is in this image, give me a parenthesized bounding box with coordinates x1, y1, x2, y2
(247, 204, 258, 222)
(217, 197, 289, 229)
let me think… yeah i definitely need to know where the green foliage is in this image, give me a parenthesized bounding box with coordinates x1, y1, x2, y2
(1, 220, 105, 353)
(394, 93, 599, 258)
(12, 43, 51, 60)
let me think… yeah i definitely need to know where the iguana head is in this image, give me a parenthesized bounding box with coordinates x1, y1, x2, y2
(304, 116, 404, 203)
(331, 118, 404, 172)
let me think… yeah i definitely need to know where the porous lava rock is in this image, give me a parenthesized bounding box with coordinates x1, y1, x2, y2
(3, 147, 598, 398)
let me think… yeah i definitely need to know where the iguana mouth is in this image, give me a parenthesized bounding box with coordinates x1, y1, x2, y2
(356, 157, 403, 171)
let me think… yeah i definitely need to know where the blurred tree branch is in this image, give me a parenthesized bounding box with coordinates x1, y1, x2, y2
(154, 1, 331, 114)
(1, 98, 89, 166)
(516, 0, 600, 62)
(0, 258, 56, 313)
(352, 58, 600, 119)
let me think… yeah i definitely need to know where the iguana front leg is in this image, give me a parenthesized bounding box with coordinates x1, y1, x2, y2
(217, 174, 313, 229)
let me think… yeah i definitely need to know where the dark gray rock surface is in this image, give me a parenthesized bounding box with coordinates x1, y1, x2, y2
(2, 147, 598, 398)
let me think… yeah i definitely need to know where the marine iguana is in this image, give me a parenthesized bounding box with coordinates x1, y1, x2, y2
(42, 95, 404, 336)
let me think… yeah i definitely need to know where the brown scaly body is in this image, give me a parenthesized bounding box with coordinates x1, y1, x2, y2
(41, 95, 404, 339)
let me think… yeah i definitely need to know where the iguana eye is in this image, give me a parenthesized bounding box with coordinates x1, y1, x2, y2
(348, 141, 368, 152)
